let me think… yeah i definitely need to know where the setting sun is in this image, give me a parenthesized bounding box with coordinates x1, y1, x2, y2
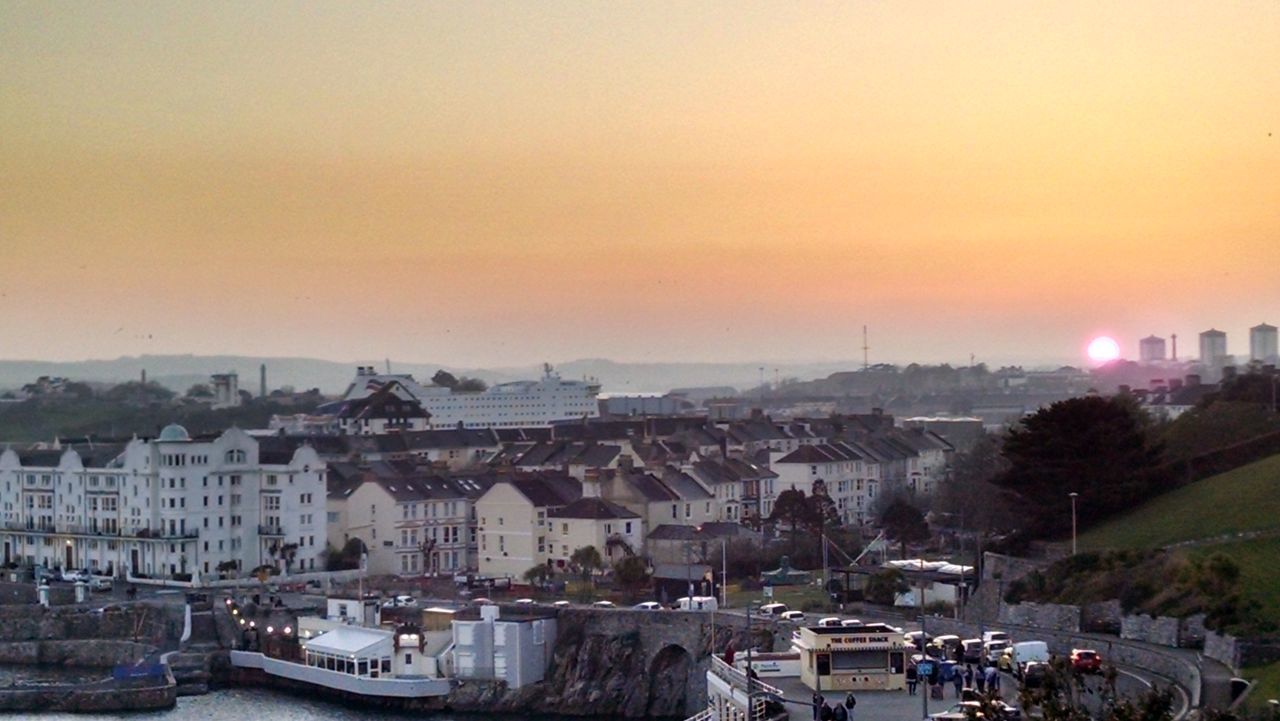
(1087, 336, 1121, 364)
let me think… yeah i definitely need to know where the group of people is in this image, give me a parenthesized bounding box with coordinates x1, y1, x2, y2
(811, 691, 857, 721)
(905, 660, 1003, 697)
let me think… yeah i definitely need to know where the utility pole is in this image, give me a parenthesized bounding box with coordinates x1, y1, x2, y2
(1069, 492, 1079, 555)
(920, 558, 929, 720)
(862, 326, 870, 370)
(721, 537, 728, 609)
(746, 602, 755, 721)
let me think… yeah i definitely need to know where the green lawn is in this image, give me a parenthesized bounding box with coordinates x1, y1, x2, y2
(1243, 660, 1280, 710)
(726, 583, 831, 613)
(1079, 454, 1280, 550)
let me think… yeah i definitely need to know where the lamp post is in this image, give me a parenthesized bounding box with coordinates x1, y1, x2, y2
(1069, 492, 1079, 556)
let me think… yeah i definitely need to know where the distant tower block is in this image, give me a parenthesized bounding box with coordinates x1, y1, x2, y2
(1171, 333, 1178, 361)
(260, 363, 267, 397)
(1139, 336, 1166, 362)
(1199, 329, 1228, 365)
(1250, 323, 1278, 363)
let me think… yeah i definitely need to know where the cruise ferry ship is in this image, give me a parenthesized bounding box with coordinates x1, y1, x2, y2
(342, 364, 601, 429)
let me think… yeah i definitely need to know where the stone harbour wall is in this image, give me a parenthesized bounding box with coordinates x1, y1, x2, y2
(0, 639, 152, 666)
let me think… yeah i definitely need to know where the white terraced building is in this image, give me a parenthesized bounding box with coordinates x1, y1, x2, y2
(341, 364, 600, 429)
(0, 425, 327, 581)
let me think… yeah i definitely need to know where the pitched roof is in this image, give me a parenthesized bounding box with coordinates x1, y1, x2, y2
(548, 497, 639, 520)
(504, 475, 581, 508)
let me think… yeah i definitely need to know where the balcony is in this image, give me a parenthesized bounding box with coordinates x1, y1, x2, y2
(0, 523, 193, 540)
(258, 524, 286, 537)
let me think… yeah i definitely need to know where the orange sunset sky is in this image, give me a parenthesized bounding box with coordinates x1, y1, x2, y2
(2, 2, 1278, 368)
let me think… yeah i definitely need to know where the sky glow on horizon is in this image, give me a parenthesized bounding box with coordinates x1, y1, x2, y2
(2, 2, 1278, 368)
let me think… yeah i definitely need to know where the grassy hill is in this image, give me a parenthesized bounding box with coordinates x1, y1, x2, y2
(1072, 454, 1280, 708)
(1078, 454, 1280, 550)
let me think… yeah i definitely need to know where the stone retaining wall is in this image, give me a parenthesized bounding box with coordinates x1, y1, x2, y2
(0, 678, 175, 712)
(1205, 631, 1280, 671)
(923, 615, 1201, 708)
(1120, 613, 1208, 649)
(998, 601, 1080, 632)
(0, 639, 152, 666)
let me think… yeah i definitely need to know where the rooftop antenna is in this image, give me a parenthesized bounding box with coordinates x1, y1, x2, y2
(862, 325, 870, 370)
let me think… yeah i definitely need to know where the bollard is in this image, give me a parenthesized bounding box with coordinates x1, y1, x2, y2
(75, 580, 88, 603)
(37, 583, 50, 607)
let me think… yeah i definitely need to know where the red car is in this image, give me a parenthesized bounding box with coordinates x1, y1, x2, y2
(1071, 649, 1101, 673)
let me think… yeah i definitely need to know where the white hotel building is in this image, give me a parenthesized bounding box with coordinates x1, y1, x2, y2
(342, 364, 601, 430)
(0, 425, 326, 580)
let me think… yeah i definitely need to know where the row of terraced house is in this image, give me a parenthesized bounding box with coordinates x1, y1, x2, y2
(0, 409, 954, 585)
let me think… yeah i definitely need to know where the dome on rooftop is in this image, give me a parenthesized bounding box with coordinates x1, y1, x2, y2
(158, 424, 190, 442)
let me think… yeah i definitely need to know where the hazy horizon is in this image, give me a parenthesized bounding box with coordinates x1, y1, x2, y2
(4, 2, 1277, 369)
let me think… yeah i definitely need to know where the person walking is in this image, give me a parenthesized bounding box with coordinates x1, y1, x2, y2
(906, 662, 919, 695)
(963, 664, 974, 689)
(984, 663, 999, 693)
(952, 667, 964, 698)
(812, 692, 823, 720)
(820, 700, 834, 721)
(844, 691, 856, 718)
(833, 702, 848, 721)
(975, 663, 987, 693)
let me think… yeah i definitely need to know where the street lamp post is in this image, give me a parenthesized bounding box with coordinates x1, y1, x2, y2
(1069, 492, 1079, 555)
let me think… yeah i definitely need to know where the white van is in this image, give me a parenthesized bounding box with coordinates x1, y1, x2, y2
(678, 596, 719, 611)
(1009, 641, 1050, 677)
(982, 630, 1010, 645)
(984, 639, 1011, 663)
(759, 603, 789, 617)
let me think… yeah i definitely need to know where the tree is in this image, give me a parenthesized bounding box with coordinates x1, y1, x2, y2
(613, 555, 650, 592)
(933, 433, 1013, 532)
(456, 377, 488, 392)
(431, 370, 460, 389)
(324, 538, 366, 571)
(1159, 401, 1280, 462)
(993, 396, 1163, 540)
(568, 545, 604, 584)
(769, 488, 818, 555)
(420, 538, 437, 576)
(863, 568, 908, 605)
(523, 564, 553, 588)
(879, 499, 930, 559)
(186, 383, 213, 398)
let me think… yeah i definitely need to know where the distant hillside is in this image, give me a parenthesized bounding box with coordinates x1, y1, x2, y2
(0, 355, 859, 396)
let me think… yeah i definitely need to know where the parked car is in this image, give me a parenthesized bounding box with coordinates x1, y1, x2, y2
(552, 600, 571, 608)
(1070, 649, 1102, 674)
(817, 617, 843, 627)
(34, 567, 58, 584)
(961, 638, 984, 664)
(904, 631, 932, 649)
(634, 601, 663, 610)
(59, 568, 90, 583)
(982, 630, 1010, 645)
(514, 598, 536, 606)
(758, 602, 789, 617)
(591, 600, 616, 608)
(1021, 662, 1049, 689)
(932, 635, 963, 658)
(930, 700, 1021, 721)
(677, 596, 718, 611)
(779, 610, 805, 622)
(471, 597, 494, 606)
(984, 640, 1011, 664)
(840, 619, 864, 627)
(88, 575, 113, 592)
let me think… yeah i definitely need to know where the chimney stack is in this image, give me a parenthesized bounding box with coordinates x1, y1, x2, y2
(260, 363, 267, 397)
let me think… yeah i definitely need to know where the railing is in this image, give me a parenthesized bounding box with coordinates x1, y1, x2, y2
(709, 656, 782, 697)
(258, 525, 286, 536)
(0, 523, 191, 539)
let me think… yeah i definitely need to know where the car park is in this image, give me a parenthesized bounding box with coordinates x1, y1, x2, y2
(1070, 649, 1101, 674)
(932, 635, 962, 658)
(982, 631, 1010, 645)
(779, 610, 805, 622)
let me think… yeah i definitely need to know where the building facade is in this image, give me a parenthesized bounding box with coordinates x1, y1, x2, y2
(0, 425, 326, 580)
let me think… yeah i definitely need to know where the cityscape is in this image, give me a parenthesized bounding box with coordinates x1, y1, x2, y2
(2, 3, 1279, 721)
